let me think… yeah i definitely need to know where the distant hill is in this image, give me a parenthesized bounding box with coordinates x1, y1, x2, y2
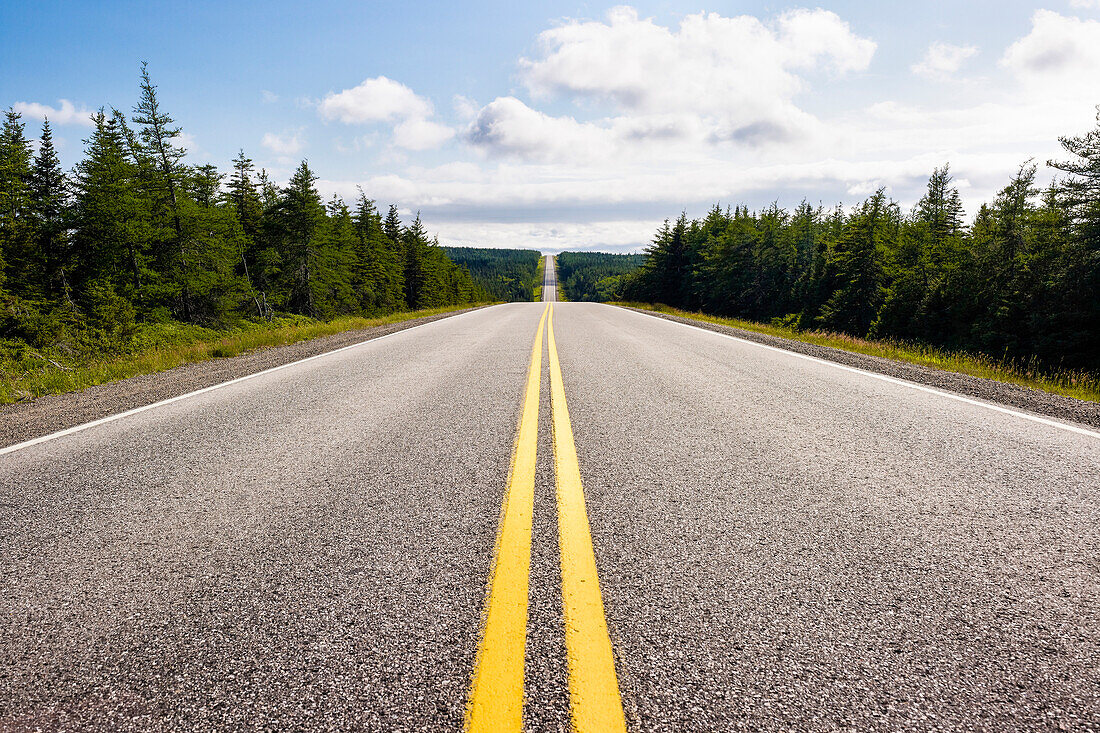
(556, 252, 646, 302)
(443, 247, 542, 302)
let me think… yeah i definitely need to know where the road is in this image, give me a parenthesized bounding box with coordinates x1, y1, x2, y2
(541, 254, 557, 302)
(2, 282, 1099, 730)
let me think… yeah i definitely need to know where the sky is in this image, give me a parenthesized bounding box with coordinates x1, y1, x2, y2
(3, 0, 1100, 252)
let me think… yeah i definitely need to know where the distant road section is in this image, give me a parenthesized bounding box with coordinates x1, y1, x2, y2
(542, 255, 557, 302)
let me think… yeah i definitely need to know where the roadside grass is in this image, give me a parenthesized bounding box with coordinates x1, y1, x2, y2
(534, 255, 545, 302)
(0, 303, 487, 405)
(616, 302, 1100, 403)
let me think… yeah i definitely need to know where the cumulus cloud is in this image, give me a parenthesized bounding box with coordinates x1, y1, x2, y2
(520, 7, 874, 121)
(307, 6, 1099, 251)
(466, 97, 611, 161)
(262, 131, 303, 156)
(318, 75, 453, 150)
(394, 117, 455, 150)
(1001, 10, 1100, 93)
(319, 76, 432, 123)
(463, 6, 874, 162)
(12, 99, 94, 127)
(912, 42, 979, 78)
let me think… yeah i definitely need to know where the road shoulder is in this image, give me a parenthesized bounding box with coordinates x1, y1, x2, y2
(0, 306, 490, 450)
(620, 305, 1100, 430)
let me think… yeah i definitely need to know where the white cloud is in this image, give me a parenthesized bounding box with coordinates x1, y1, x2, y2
(777, 8, 878, 73)
(428, 219, 663, 252)
(12, 99, 95, 127)
(453, 94, 480, 121)
(261, 90, 279, 103)
(466, 97, 612, 161)
(1001, 10, 1100, 96)
(319, 76, 433, 123)
(912, 42, 979, 78)
(460, 7, 875, 163)
(261, 131, 303, 156)
(393, 117, 455, 150)
(303, 6, 1100, 252)
(319, 76, 453, 151)
(1069, 0, 1099, 8)
(519, 6, 874, 133)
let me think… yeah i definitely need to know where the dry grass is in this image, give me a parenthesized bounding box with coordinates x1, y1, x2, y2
(0, 304, 485, 405)
(616, 302, 1100, 403)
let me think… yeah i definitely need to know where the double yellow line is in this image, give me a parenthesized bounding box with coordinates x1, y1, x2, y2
(467, 304, 626, 733)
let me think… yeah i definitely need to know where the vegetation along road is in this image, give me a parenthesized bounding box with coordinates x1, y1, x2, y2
(1, 255, 1098, 731)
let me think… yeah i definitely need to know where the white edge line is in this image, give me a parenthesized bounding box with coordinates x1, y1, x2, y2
(618, 306, 1100, 441)
(0, 307, 496, 457)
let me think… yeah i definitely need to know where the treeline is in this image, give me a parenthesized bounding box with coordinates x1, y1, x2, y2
(0, 64, 482, 359)
(557, 252, 645, 302)
(622, 118, 1100, 371)
(443, 247, 540, 302)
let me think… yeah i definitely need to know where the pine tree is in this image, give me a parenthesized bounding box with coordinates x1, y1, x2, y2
(819, 188, 896, 334)
(270, 161, 326, 316)
(354, 190, 404, 313)
(28, 119, 70, 298)
(0, 108, 34, 294)
(227, 151, 265, 317)
(1048, 110, 1100, 364)
(132, 62, 192, 318)
(71, 110, 148, 296)
(383, 204, 402, 244)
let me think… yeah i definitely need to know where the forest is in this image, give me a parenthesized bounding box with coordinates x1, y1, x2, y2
(556, 252, 645, 302)
(621, 119, 1100, 372)
(443, 247, 541, 302)
(0, 64, 483, 380)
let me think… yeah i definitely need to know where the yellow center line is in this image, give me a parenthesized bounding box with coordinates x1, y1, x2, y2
(548, 304, 627, 733)
(467, 304, 548, 733)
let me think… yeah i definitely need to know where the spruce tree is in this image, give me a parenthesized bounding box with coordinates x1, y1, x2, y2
(0, 109, 34, 294)
(132, 62, 192, 318)
(71, 110, 147, 296)
(227, 151, 265, 317)
(272, 161, 326, 316)
(29, 119, 70, 297)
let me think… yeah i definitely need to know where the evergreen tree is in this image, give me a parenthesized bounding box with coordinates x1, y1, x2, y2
(28, 119, 70, 298)
(269, 160, 326, 316)
(70, 110, 149, 297)
(132, 62, 192, 318)
(818, 189, 897, 334)
(0, 109, 34, 294)
(354, 190, 404, 313)
(1048, 110, 1100, 364)
(383, 204, 402, 244)
(227, 150, 265, 317)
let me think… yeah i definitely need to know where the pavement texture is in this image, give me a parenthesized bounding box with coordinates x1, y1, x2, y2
(624, 306, 1100, 430)
(2, 299, 1099, 731)
(555, 303, 1100, 731)
(0, 306, 487, 451)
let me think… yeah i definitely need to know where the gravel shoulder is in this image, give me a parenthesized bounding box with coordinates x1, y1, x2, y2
(0, 306, 489, 450)
(622, 305, 1100, 430)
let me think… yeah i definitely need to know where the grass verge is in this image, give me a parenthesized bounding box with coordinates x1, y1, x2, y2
(616, 302, 1100, 403)
(0, 304, 487, 405)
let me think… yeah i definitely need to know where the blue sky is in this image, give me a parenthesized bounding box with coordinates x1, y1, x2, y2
(4, 1, 1100, 251)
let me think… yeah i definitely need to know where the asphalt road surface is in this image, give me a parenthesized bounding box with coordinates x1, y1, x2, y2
(2, 299, 1099, 731)
(541, 255, 557, 302)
